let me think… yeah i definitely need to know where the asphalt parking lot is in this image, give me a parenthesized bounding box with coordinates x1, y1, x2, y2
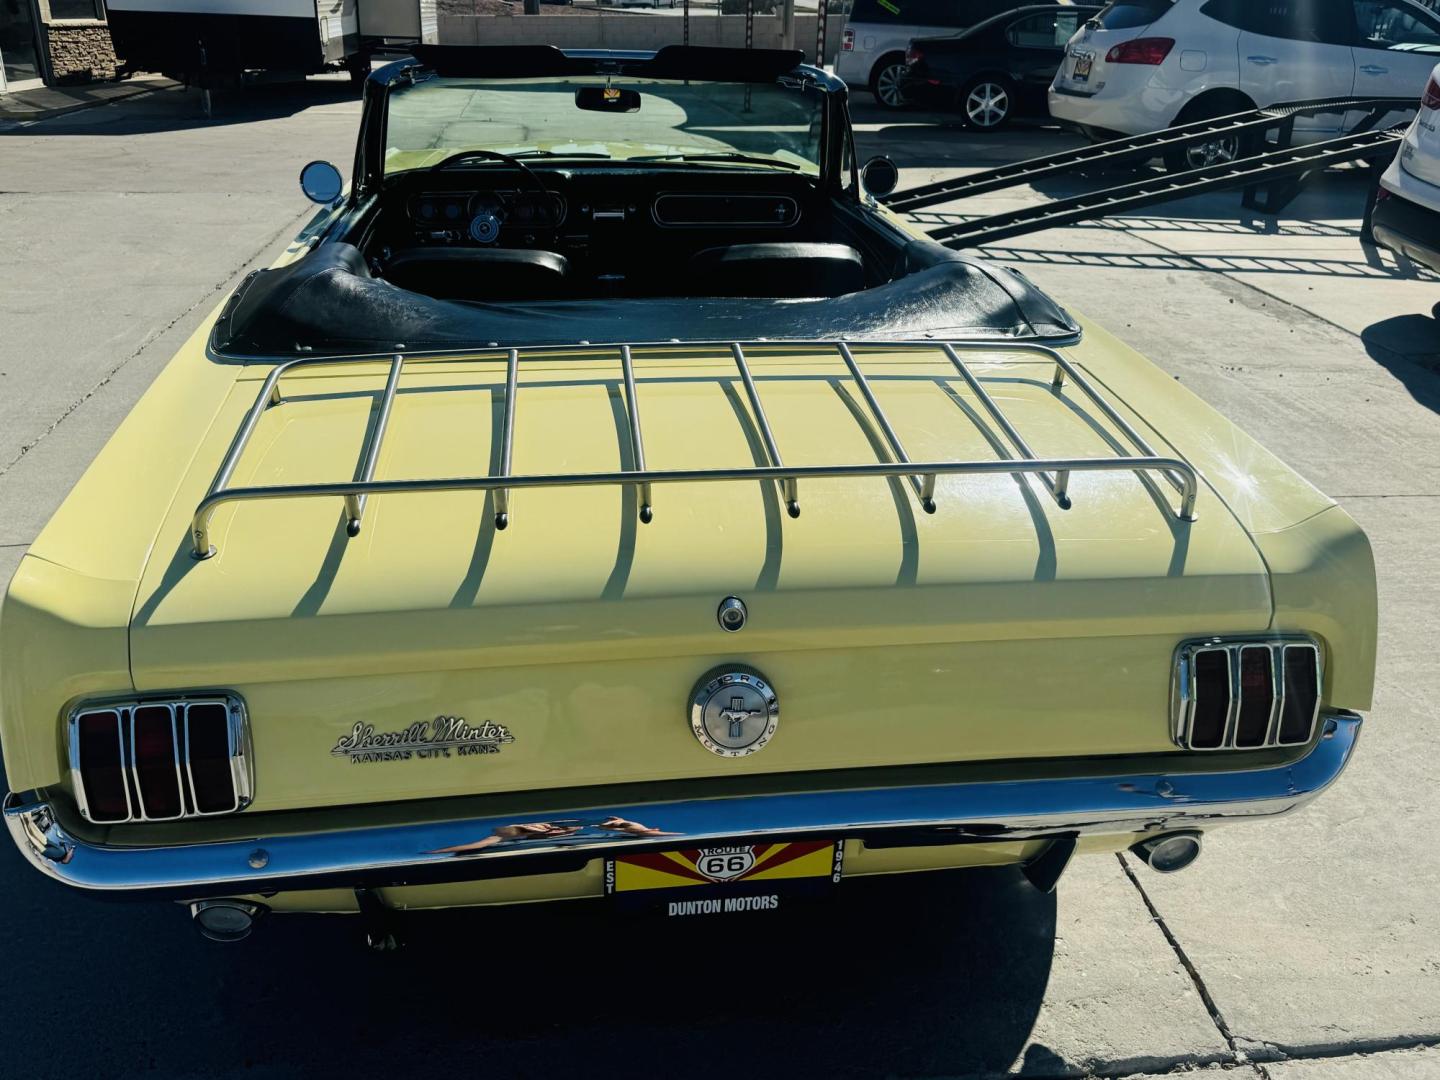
(1, 80, 1438, 1079)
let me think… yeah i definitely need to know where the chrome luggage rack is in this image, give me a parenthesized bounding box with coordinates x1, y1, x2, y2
(190, 339, 1199, 559)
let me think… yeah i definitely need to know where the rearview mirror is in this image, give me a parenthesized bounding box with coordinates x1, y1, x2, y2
(860, 156, 899, 198)
(300, 160, 344, 204)
(575, 86, 642, 113)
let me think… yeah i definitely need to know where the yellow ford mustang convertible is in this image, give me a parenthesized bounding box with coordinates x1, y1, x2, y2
(1, 45, 1376, 943)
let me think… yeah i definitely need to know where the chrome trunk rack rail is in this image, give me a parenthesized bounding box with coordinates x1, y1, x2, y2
(190, 339, 1199, 559)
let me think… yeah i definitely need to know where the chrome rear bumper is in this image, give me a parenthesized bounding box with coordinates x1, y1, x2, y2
(5, 713, 1361, 901)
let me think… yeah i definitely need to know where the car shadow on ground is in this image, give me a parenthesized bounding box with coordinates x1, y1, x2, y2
(0, 824, 1057, 1077)
(900, 168, 1433, 285)
(0, 77, 360, 137)
(1363, 313, 1440, 415)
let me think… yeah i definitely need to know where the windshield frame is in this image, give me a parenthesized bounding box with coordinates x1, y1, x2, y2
(353, 46, 847, 200)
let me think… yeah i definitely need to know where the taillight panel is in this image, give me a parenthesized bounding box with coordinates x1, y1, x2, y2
(1173, 639, 1321, 751)
(1106, 37, 1176, 65)
(67, 695, 252, 824)
(1423, 73, 1440, 111)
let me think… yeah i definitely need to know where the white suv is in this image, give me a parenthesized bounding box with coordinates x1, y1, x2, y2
(1049, 0, 1440, 169)
(837, 0, 1035, 108)
(1372, 60, 1440, 274)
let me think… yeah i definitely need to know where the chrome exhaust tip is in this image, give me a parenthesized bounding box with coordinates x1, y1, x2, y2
(1130, 831, 1203, 874)
(190, 899, 267, 942)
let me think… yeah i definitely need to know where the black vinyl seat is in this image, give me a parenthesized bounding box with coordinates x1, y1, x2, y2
(216, 242, 1083, 355)
(383, 247, 569, 301)
(687, 242, 866, 298)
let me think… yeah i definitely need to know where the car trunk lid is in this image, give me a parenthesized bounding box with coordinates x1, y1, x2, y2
(130, 343, 1271, 812)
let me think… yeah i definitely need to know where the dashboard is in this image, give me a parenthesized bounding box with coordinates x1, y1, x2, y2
(374, 168, 823, 250)
(369, 167, 826, 296)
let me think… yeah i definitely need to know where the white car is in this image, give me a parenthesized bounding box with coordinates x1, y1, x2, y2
(1372, 60, 1440, 274)
(837, 0, 1036, 108)
(1049, 0, 1440, 170)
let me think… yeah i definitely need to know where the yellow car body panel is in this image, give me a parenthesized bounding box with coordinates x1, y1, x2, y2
(1, 312, 1376, 808)
(0, 63, 1377, 914)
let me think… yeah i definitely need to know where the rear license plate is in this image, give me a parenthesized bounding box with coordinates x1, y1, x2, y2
(605, 839, 843, 915)
(1073, 54, 1093, 82)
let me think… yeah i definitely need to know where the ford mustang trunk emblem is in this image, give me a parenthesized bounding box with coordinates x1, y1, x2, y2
(689, 668, 779, 758)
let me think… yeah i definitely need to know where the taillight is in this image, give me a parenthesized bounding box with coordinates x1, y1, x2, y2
(1174, 639, 1321, 751)
(1106, 37, 1175, 65)
(842, 28, 854, 51)
(906, 45, 923, 66)
(132, 704, 183, 819)
(69, 696, 251, 823)
(1424, 73, 1440, 111)
(1187, 649, 1230, 749)
(185, 701, 243, 814)
(1278, 644, 1321, 745)
(75, 710, 130, 822)
(1233, 646, 1275, 748)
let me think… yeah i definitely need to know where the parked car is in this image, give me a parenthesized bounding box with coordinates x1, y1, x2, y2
(1, 44, 1376, 943)
(1049, 0, 1440, 171)
(904, 3, 1105, 128)
(838, 0, 1038, 109)
(1372, 60, 1440, 273)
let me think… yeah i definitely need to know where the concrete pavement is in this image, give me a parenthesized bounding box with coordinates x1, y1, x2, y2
(0, 73, 177, 124)
(0, 85, 1436, 1078)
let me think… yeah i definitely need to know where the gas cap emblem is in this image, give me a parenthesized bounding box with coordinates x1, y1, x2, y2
(689, 667, 779, 758)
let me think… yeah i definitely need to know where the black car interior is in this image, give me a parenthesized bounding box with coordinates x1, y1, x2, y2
(364, 165, 873, 303)
(213, 46, 1080, 355)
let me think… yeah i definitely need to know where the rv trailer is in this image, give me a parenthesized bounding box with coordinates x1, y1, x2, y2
(105, 0, 437, 88)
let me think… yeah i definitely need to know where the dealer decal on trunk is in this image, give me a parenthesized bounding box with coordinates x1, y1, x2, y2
(330, 717, 514, 764)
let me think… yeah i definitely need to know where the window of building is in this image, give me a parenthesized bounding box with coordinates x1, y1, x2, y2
(47, 0, 104, 18)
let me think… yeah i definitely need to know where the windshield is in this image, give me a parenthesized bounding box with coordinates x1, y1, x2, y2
(384, 75, 825, 176)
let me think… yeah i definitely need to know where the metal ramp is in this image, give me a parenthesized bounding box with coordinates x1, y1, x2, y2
(883, 96, 1410, 249)
(188, 340, 1201, 559)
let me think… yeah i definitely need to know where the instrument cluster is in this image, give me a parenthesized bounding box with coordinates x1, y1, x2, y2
(407, 190, 567, 244)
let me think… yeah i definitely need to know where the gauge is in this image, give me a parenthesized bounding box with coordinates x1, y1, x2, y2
(508, 192, 565, 228)
(408, 194, 471, 225)
(469, 211, 502, 244)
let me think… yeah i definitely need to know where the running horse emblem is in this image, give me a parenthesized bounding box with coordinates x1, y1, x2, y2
(717, 696, 762, 739)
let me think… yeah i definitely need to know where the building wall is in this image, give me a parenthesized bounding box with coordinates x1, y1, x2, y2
(43, 22, 120, 83)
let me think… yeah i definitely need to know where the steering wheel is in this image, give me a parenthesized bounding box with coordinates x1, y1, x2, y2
(431, 149, 560, 231)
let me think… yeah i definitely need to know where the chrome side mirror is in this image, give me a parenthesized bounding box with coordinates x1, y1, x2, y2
(299, 160, 344, 204)
(860, 156, 900, 199)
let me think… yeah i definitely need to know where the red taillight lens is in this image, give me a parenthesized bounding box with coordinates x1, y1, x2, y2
(1424, 74, 1440, 111)
(1106, 37, 1175, 65)
(76, 710, 130, 822)
(842, 28, 854, 51)
(186, 702, 240, 814)
(1233, 646, 1275, 748)
(1277, 645, 1320, 745)
(132, 705, 183, 819)
(1188, 650, 1231, 749)
(906, 45, 923, 66)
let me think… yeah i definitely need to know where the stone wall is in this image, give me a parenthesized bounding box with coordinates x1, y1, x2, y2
(44, 24, 121, 84)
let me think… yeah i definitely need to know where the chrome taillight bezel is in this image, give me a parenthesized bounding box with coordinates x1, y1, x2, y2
(1171, 637, 1322, 751)
(67, 694, 253, 824)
